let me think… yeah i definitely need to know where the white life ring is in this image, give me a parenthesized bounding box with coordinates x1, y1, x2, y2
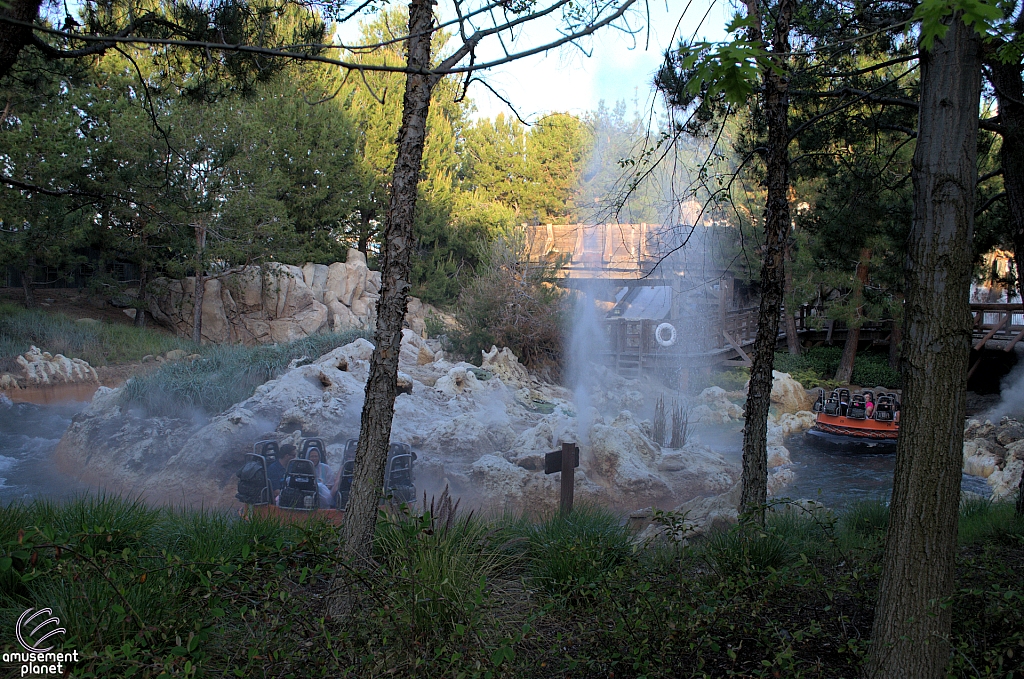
(655, 322, 677, 347)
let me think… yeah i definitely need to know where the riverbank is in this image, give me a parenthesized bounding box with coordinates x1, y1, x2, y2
(1, 496, 1021, 677)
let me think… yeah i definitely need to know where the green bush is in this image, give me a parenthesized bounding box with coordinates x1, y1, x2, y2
(0, 302, 195, 367)
(709, 367, 749, 391)
(850, 355, 901, 389)
(773, 347, 900, 389)
(118, 329, 369, 416)
(446, 234, 567, 378)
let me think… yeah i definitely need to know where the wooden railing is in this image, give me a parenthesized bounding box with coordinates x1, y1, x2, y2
(970, 303, 1024, 351)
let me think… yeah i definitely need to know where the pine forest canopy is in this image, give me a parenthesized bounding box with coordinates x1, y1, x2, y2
(0, 2, 673, 308)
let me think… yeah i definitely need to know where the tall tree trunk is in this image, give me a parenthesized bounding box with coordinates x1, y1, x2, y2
(784, 239, 802, 355)
(986, 25, 1024, 518)
(192, 222, 207, 345)
(888, 312, 902, 371)
(358, 208, 375, 255)
(135, 259, 148, 328)
(340, 0, 435, 562)
(0, 0, 43, 79)
(864, 17, 980, 679)
(20, 256, 35, 309)
(834, 248, 871, 383)
(739, 0, 795, 523)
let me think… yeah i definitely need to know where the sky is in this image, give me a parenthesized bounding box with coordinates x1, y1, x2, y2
(337, 1, 734, 123)
(464, 1, 733, 121)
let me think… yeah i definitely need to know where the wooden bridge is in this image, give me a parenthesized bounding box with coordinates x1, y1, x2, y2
(522, 225, 1024, 378)
(597, 300, 1024, 380)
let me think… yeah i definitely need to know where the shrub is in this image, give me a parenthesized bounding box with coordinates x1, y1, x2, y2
(709, 367, 749, 391)
(773, 347, 900, 389)
(118, 329, 369, 417)
(446, 233, 567, 378)
(850, 355, 901, 389)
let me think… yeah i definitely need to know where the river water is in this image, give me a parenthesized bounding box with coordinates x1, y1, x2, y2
(0, 396, 993, 507)
(0, 396, 92, 504)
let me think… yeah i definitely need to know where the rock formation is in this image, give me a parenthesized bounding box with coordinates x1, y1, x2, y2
(0, 346, 99, 390)
(54, 339, 744, 515)
(962, 417, 1024, 498)
(147, 249, 442, 344)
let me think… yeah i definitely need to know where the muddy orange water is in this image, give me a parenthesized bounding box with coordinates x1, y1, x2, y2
(2, 382, 101, 405)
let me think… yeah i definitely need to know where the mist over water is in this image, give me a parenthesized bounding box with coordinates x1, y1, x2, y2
(984, 361, 1024, 421)
(0, 396, 91, 501)
(566, 289, 608, 444)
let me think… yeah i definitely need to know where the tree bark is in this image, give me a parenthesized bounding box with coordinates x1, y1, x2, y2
(340, 0, 435, 562)
(864, 17, 980, 679)
(784, 239, 802, 355)
(192, 222, 206, 345)
(834, 247, 871, 383)
(135, 259, 148, 328)
(739, 0, 795, 523)
(20, 256, 35, 309)
(0, 0, 43, 79)
(984, 16, 1024, 518)
(888, 312, 901, 371)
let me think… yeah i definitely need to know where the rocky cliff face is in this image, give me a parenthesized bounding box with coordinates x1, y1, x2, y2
(962, 417, 1024, 498)
(53, 336, 748, 515)
(147, 249, 439, 344)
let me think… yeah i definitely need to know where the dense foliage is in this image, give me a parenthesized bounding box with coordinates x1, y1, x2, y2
(0, 8, 612, 310)
(1, 496, 1021, 677)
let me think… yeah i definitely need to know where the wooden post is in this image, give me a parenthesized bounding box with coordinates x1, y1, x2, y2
(560, 442, 575, 515)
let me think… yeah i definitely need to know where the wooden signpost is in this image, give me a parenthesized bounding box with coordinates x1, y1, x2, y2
(544, 442, 580, 514)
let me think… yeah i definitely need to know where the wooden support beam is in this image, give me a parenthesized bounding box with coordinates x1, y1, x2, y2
(1003, 326, 1024, 352)
(722, 330, 752, 367)
(967, 357, 983, 381)
(974, 312, 1008, 350)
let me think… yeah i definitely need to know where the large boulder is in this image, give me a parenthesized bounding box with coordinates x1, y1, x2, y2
(963, 417, 1024, 496)
(769, 371, 814, 413)
(148, 264, 328, 344)
(481, 346, 531, 386)
(13, 346, 99, 386)
(694, 386, 744, 423)
(588, 411, 668, 500)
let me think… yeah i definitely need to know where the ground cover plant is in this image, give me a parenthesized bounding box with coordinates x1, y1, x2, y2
(117, 329, 369, 417)
(1, 495, 1021, 678)
(773, 347, 900, 389)
(712, 348, 901, 392)
(0, 303, 195, 370)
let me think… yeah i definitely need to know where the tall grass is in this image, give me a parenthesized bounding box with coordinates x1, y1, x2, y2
(0, 302, 195, 367)
(373, 505, 522, 634)
(2, 494, 1022, 677)
(118, 329, 369, 417)
(958, 495, 1024, 544)
(516, 505, 634, 596)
